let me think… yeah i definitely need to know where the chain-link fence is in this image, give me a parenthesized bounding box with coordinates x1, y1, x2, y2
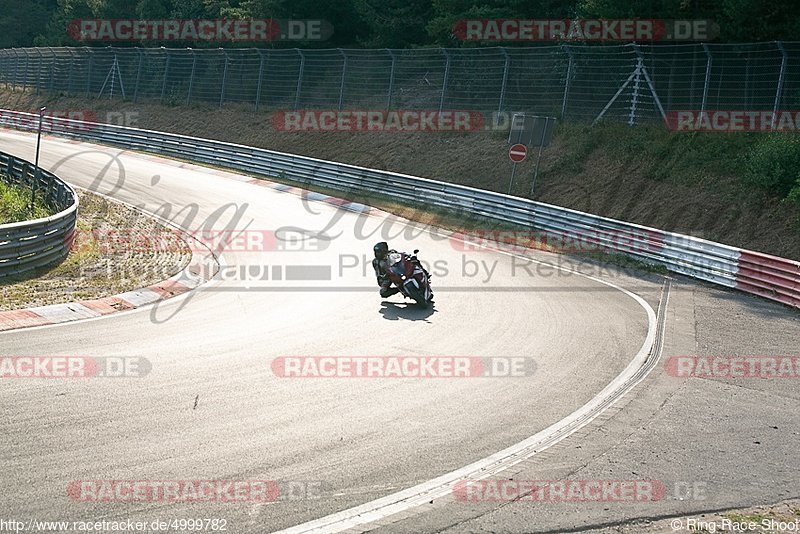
(0, 43, 798, 124)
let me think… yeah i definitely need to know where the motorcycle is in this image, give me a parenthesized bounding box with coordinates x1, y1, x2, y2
(385, 249, 434, 308)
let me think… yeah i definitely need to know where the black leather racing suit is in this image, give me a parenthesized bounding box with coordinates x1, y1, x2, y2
(372, 251, 401, 298)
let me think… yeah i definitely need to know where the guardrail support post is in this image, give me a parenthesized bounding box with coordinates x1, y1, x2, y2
(439, 48, 451, 113)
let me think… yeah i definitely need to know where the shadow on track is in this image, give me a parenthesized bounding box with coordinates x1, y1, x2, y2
(378, 301, 436, 322)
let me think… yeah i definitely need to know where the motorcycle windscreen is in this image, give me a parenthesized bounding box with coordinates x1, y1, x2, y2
(387, 252, 405, 277)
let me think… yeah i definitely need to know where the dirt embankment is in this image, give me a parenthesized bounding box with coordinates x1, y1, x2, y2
(1, 89, 797, 260)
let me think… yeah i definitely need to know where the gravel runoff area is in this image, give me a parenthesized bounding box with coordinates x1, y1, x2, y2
(0, 189, 191, 311)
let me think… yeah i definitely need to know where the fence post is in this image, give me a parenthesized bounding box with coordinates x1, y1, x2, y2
(294, 49, 305, 110)
(439, 48, 451, 113)
(67, 49, 75, 94)
(22, 50, 30, 91)
(386, 49, 396, 111)
(186, 48, 196, 106)
(337, 49, 347, 110)
(133, 48, 143, 103)
(219, 49, 229, 108)
(701, 43, 712, 113)
(561, 44, 573, 119)
(773, 41, 788, 128)
(744, 51, 751, 109)
(160, 47, 170, 103)
(85, 47, 92, 98)
(628, 44, 642, 125)
(35, 48, 43, 95)
(47, 47, 56, 93)
(254, 48, 266, 111)
(11, 48, 19, 91)
(498, 48, 510, 115)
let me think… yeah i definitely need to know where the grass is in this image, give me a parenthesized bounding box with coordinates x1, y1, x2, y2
(551, 121, 756, 187)
(0, 190, 192, 311)
(0, 176, 54, 224)
(723, 512, 769, 524)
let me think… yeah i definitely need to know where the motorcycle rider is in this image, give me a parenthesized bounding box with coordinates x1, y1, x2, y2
(372, 241, 401, 298)
(372, 241, 433, 302)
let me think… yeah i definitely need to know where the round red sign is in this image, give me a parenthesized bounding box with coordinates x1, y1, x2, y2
(508, 143, 527, 162)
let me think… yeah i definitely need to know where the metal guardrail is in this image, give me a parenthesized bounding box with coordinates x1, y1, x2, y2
(0, 109, 796, 309)
(0, 150, 78, 278)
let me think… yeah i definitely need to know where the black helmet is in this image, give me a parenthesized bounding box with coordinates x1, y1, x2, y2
(373, 241, 389, 260)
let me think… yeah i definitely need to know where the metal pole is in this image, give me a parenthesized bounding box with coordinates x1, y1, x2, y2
(386, 49, 396, 111)
(439, 49, 451, 113)
(498, 47, 510, 116)
(254, 49, 265, 111)
(701, 44, 712, 113)
(507, 162, 517, 195)
(294, 49, 305, 111)
(561, 45, 573, 119)
(773, 41, 788, 129)
(31, 107, 46, 212)
(337, 49, 347, 110)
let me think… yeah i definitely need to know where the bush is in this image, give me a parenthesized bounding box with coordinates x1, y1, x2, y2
(741, 134, 800, 202)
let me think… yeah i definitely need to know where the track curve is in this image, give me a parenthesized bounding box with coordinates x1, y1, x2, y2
(0, 130, 661, 532)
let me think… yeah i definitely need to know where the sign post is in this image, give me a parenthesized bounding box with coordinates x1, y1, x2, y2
(507, 143, 528, 194)
(504, 112, 556, 198)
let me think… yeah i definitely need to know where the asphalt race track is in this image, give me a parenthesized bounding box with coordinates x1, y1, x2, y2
(1, 130, 797, 533)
